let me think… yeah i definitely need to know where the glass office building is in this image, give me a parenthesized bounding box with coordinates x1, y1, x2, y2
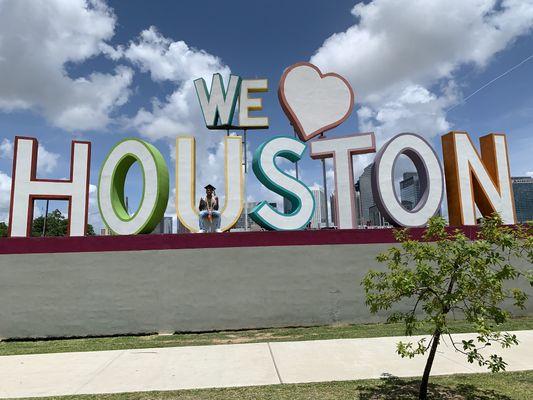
(512, 176, 533, 223)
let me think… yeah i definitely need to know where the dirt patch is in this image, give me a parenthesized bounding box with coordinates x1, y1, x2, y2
(210, 332, 304, 344)
(358, 378, 512, 400)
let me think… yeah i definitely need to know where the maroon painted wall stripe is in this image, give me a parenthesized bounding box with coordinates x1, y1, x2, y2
(0, 226, 480, 255)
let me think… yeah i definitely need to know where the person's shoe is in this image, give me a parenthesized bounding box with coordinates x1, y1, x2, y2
(198, 229, 206, 233)
(215, 229, 223, 233)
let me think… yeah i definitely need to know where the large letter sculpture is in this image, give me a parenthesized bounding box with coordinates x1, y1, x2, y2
(98, 139, 169, 235)
(442, 132, 516, 225)
(238, 79, 269, 128)
(175, 135, 244, 232)
(372, 133, 444, 227)
(278, 62, 354, 142)
(250, 136, 315, 230)
(310, 133, 376, 229)
(8, 136, 91, 237)
(194, 74, 241, 128)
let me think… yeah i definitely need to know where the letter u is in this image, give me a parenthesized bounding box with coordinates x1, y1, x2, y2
(175, 136, 244, 232)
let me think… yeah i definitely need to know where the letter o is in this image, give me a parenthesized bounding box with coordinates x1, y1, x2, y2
(372, 133, 443, 227)
(98, 139, 169, 235)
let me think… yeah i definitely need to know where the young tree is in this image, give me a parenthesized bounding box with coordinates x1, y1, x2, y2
(362, 214, 532, 400)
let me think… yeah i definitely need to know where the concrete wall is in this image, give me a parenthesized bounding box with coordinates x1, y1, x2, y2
(0, 243, 531, 339)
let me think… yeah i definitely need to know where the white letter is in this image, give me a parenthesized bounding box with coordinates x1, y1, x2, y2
(310, 133, 375, 229)
(98, 139, 169, 235)
(372, 133, 444, 227)
(238, 79, 269, 128)
(9, 136, 90, 237)
(194, 73, 241, 128)
(442, 132, 516, 225)
(175, 136, 244, 232)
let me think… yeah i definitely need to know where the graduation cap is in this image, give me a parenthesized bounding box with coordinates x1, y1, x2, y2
(204, 184, 216, 190)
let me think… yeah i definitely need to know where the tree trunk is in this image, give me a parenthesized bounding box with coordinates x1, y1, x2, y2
(419, 330, 441, 400)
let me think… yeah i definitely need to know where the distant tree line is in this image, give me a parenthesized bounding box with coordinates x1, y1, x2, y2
(0, 209, 95, 237)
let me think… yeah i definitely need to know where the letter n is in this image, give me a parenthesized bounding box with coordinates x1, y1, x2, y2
(442, 132, 516, 226)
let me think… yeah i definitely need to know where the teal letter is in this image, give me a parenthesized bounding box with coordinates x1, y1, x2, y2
(250, 136, 315, 230)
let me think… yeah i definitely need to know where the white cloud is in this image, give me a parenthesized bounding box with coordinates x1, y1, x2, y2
(36, 146, 60, 174)
(326, 167, 335, 187)
(165, 187, 176, 216)
(312, 0, 533, 100)
(52, 66, 133, 131)
(122, 27, 236, 201)
(309, 182, 322, 191)
(0, 171, 11, 222)
(87, 183, 103, 230)
(0, 139, 59, 174)
(284, 168, 297, 178)
(0, 138, 13, 159)
(0, 0, 133, 131)
(356, 83, 457, 144)
(123, 27, 230, 140)
(311, 0, 533, 144)
(526, 171, 533, 178)
(124, 26, 226, 84)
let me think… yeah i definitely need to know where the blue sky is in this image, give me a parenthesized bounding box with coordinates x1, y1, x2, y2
(0, 0, 532, 231)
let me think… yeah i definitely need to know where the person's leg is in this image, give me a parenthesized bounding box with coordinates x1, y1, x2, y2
(212, 211, 222, 231)
(198, 211, 208, 232)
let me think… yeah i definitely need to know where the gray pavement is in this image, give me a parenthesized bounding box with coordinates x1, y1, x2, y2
(1, 330, 532, 398)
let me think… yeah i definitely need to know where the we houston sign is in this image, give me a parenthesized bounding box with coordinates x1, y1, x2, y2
(6, 62, 516, 237)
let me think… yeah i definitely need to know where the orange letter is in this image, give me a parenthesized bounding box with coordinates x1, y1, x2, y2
(442, 132, 516, 226)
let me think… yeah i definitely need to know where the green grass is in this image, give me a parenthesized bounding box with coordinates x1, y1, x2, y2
(14, 371, 533, 400)
(1, 316, 532, 357)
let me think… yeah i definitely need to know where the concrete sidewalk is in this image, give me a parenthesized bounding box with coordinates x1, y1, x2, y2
(1, 330, 532, 399)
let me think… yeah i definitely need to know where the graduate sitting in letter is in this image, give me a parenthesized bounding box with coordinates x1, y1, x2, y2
(198, 184, 221, 233)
